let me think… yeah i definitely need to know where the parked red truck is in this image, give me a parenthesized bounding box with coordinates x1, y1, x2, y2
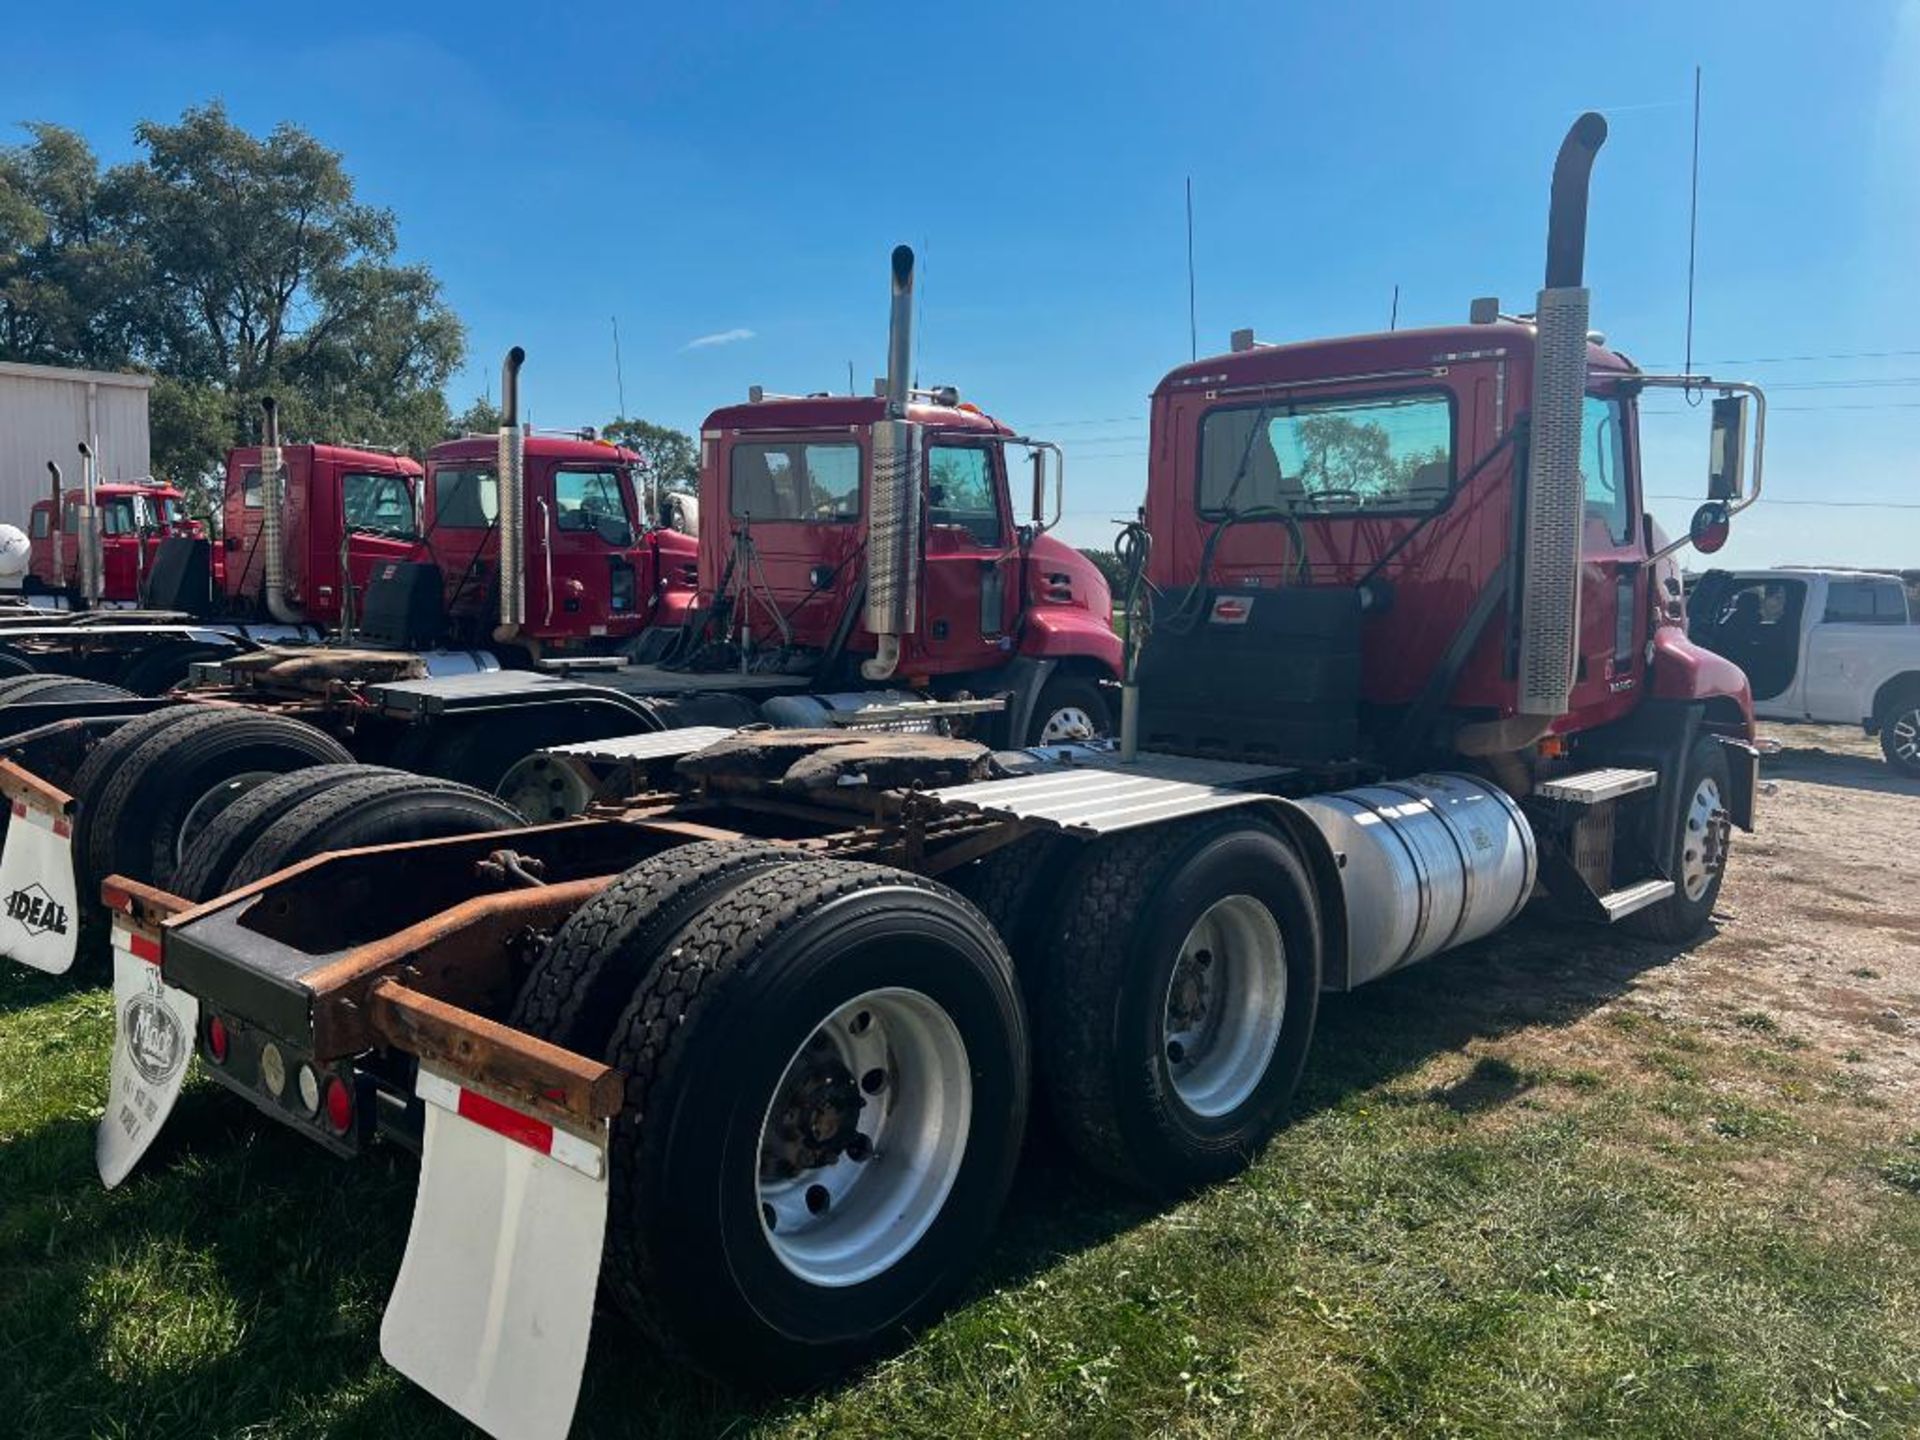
(10, 112, 1770, 1440)
(25, 477, 203, 605)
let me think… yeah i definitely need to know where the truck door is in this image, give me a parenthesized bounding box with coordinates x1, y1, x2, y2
(426, 461, 500, 631)
(27, 503, 55, 590)
(918, 439, 1016, 673)
(719, 434, 865, 651)
(59, 495, 80, 591)
(534, 463, 642, 641)
(98, 496, 139, 600)
(1803, 575, 1908, 722)
(1567, 391, 1644, 721)
(338, 469, 421, 624)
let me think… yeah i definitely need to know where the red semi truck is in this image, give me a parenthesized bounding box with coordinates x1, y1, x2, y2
(24, 477, 203, 604)
(21, 112, 1769, 1439)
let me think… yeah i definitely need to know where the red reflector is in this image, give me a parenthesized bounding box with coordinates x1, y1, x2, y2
(129, 932, 161, 964)
(323, 1076, 353, 1135)
(52, 818, 70, 838)
(457, 1086, 555, 1156)
(10, 801, 24, 819)
(207, 1015, 230, 1064)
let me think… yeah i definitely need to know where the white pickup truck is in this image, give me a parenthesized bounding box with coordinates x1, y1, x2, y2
(1688, 566, 1920, 774)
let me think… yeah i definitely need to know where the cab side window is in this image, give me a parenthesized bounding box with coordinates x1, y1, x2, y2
(1580, 395, 1632, 545)
(928, 446, 1003, 545)
(28, 509, 49, 540)
(1824, 579, 1908, 625)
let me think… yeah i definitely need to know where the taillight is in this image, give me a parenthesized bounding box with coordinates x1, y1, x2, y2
(323, 1075, 353, 1135)
(206, 1015, 230, 1065)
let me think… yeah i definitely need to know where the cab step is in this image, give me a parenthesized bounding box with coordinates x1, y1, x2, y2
(1596, 876, 1675, 921)
(1536, 767, 1658, 805)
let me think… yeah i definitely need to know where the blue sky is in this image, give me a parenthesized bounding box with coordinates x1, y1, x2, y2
(5, 1, 1917, 564)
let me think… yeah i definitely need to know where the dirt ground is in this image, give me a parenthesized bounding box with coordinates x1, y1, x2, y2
(1652, 724, 1920, 1108)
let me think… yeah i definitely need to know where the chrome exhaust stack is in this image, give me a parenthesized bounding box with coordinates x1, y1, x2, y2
(74, 442, 103, 607)
(1515, 111, 1607, 720)
(861, 246, 925, 682)
(258, 397, 302, 623)
(46, 461, 62, 531)
(493, 347, 528, 645)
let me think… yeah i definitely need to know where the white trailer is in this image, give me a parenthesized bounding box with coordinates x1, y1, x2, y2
(0, 361, 154, 520)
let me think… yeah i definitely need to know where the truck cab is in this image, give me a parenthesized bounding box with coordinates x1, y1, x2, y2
(1144, 321, 1754, 760)
(1688, 566, 1920, 772)
(698, 391, 1118, 715)
(222, 444, 425, 627)
(27, 482, 199, 605)
(423, 432, 698, 653)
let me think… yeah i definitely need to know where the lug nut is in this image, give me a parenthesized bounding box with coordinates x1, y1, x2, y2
(860, 1068, 886, 1095)
(849, 1010, 872, 1035)
(845, 1133, 872, 1162)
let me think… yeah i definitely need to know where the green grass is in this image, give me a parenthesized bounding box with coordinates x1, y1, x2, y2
(5, 935, 1920, 1440)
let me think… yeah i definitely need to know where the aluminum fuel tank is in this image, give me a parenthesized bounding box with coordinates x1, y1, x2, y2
(1293, 772, 1536, 988)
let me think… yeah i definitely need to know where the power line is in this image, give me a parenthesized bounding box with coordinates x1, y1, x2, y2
(1649, 493, 1920, 511)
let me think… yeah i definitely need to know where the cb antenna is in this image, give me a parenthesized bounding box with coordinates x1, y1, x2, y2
(1186, 176, 1197, 362)
(1684, 66, 1702, 397)
(611, 315, 627, 417)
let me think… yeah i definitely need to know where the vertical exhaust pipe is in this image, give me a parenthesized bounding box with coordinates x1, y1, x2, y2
(1514, 111, 1607, 720)
(75, 442, 102, 606)
(46, 461, 62, 531)
(258, 397, 303, 623)
(861, 246, 925, 681)
(493, 347, 528, 645)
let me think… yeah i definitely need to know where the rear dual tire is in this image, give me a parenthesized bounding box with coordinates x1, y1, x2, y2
(520, 852, 1028, 1388)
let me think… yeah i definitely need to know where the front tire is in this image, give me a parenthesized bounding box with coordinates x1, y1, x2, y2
(1036, 816, 1321, 1196)
(1623, 735, 1734, 941)
(601, 859, 1028, 1386)
(1025, 673, 1113, 746)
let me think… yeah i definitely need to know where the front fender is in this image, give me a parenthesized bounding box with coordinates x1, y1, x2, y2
(1018, 608, 1122, 674)
(1650, 628, 1754, 738)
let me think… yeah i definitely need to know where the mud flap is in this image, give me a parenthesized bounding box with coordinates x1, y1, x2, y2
(0, 762, 79, 975)
(96, 907, 198, 1187)
(381, 1064, 610, 1440)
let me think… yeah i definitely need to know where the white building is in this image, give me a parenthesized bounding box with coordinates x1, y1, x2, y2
(0, 361, 154, 520)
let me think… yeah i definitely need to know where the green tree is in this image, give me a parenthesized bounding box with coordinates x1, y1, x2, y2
(603, 416, 698, 494)
(450, 394, 505, 436)
(1078, 548, 1125, 591)
(0, 104, 464, 516)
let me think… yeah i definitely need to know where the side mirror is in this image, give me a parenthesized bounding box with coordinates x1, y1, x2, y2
(1708, 395, 1747, 501)
(1031, 449, 1047, 527)
(1689, 501, 1731, 555)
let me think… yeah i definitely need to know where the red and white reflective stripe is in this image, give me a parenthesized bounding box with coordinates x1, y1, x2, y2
(110, 917, 162, 966)
(414, 1065, 605, 1179)
(10, 797, 71, 838)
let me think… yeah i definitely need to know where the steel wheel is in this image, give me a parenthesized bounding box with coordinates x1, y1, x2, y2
(175, 770, 280, 865)
(1038, 705, 1097, 743)
(1161, 893, 1287, 1119)
(496, 750, 594, 822)
(756, 986, 972, 1288)
(1679, 775, 1728, 901)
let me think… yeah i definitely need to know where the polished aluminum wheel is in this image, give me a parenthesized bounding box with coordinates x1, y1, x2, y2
(1161, 894, 1286, 1118)
(756, 987, 971, 1288)
(1680, 775, 1728, 901)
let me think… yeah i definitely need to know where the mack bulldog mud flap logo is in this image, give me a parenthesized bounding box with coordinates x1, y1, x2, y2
(96, 920, 199, 1189)
(5, 882, 69, 937)
(123, 991, 189, 1086)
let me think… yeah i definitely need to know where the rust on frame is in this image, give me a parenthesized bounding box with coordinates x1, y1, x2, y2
(307, 877, 612, 1057)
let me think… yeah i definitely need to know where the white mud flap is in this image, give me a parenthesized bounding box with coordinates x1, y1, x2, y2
(0, 768, 79, 976)
(382, 1064, 610, 1440)
(96, 909, 198, 1188)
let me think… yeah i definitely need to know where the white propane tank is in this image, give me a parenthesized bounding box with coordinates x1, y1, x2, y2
(0, 524, 31, 590)
(1294, 772, 1536, 987)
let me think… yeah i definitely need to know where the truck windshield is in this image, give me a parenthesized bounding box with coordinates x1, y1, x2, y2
(730, 441, 861, 522)
(1198, 392, 1453, 516)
